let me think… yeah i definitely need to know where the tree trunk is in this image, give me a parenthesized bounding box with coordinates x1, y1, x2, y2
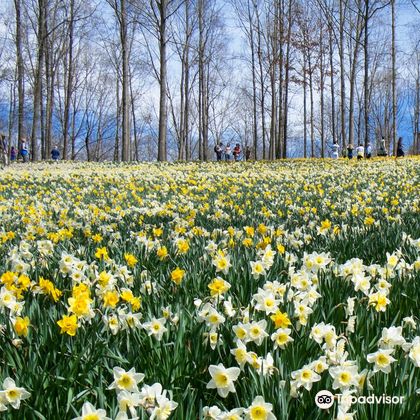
(8, 82, 16, 156)
(40, 67, 45, 160)
(320, 24, 325, 158)
(248, 0, 258, 161)
(183, 14, 190, 161)
(70, 96, 77, 159)
(198, 0, 209, 161)
(183, 1, 191, 162)
(114, 77, 121, 161)
(391, 0, 397, 155)
(276, 0, 283, 160)
(348, 11, 362, 147)
(303, 47, 307, 158)
(30, 0, 47, 161)
(179, 28, 186, 160)
(255, 1, 265, 159)
(269, 2, 278, 160)
(364, 0, 370, 148)
(44, 21, 55, 161)
(129, 69, 139, 161)
(339, 0, 346, 150)
(63, 0, 75, 160)
(308, 51, 315, 157)
(14, 0, 25, 150)
(282, 0, 292, 159)
(415, 67, 419, 154)
(328, 21, 337, 146)
(158, 0, 168, 161)
(121, 0, 130, 161)
(269, 69, 277, 160)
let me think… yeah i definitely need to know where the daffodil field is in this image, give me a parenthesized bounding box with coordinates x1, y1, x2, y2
(0, 158, 419, 420)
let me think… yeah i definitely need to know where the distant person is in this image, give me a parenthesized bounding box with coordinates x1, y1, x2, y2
(356, 144, 364, 160)
(214, 143, 222, 161)
(219, 143, 225, 160)
(1, 134, 8, 166)
(51, 145, 60, 161)
(331, 141, 340, 159)
(366, 142, 372, 159)
(225, 143, 232, 161)
(347, 144, 354, 159)
(20, 139, 29, 162)
(245, 146, 251, 161)
(10, 146, 17, 162)
(396, 137, 404, 157)
(377, 136, 388, 157)
(233, 143, 241, 161)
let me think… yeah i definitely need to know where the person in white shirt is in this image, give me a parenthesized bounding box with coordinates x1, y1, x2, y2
(356, 144, 364, 160)
(331, 141, 340, 159)
(224, 144, 232, 161)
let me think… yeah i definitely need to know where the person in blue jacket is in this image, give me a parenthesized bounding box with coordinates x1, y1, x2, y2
(51, 145, 60, 161)
(347, 144, 354, 159)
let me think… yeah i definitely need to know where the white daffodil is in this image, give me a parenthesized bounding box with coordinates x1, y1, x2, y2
(402, 316, 416, 329)
(271, 328, 294, 350)
(378, 326, 406, 349)
(230, 340, 250, 368)
(212, 253, 232, 275)
(352, 273, 371, 295)
(139, 383, 163, 409)
(310, 322, 326, 344)
(329, 365, 359, 390)
(0, 377, 30, 410)
(291, 366, 321, 390)
(366, 349, 396, 373)
(247, 320, 269, 346)
(115, 411, 139, 420)
(117, 390, 141, 415)
(408, 336, 420, 367)
(108, 367, 145, 393)
(232, 323, 249, 342)
(259, 352, 276, 376)
(216, 407, 244, 420)
(72, 402, 111, 420)
(250, 261, 267, 279)
(143, 317, 168, 341)
(253, 289, 279, 315)
(205, 309, 226, 329)
(345, 297, 356, 317)
(202, 405, 222, 419)
(206, 363, 240, 398)
(246, 395, 276, 420)
(149, 395, 178, 420)
(0, 287, 17, 310)
(309, 356, 329, 374)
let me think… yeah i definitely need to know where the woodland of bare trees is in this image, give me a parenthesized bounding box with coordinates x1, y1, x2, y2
(0, 0, 419, 161)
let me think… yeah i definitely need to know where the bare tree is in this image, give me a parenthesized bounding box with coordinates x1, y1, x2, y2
(30, 0, 47, 161)
(107, 0, 131, 161)
(14, 0, 25, 150)
(391, 0, 397, 155)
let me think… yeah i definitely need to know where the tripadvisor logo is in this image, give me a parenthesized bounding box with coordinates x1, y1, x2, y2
(315, 390, 405, 409)
(315, 390, 334, 409)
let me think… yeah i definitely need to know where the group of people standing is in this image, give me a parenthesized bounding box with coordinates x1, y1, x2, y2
(331, 136, 405, 160)
(0, 134, 61, 166)
(214, 143, 252, 162)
